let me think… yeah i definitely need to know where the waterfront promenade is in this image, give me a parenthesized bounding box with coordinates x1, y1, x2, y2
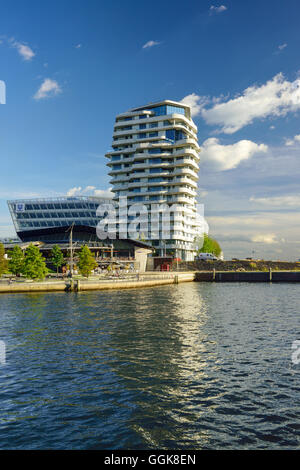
(0, 269, 299, 294)
(0, 272, 195, 293)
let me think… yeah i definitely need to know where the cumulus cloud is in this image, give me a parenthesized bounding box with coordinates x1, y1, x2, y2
(189, 74, 300, 134)
(67, 186, 113, 198)
(200, 137, 268, 171)
(82, 185, 96, 193)
(142, 40, 161, 49)
(34, 78, 62, 100)
(284, 134, 300, 146)
(12, 41, 35, 61)
(67, 187, 82, 197)
(93, 189, 114, 198)
(209, 5, 227, 14)
(180, 93, 210, 117)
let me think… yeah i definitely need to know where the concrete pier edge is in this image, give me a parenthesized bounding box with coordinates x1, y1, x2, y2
(0, 273, 195, 294)
(0, 270, 299, 294)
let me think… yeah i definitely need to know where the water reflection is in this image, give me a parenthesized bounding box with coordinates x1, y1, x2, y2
(0, 283, 299, 449)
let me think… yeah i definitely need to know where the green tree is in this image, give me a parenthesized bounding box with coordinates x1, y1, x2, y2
(78, 245, 97, 278)
(22, 244, 48, 280)
(8, 246, 25, 276)
(0, 243, 8, 277)
(50, 245, 65, 275)
(199, 234, 222, 257)
(193, 235, 205, 253)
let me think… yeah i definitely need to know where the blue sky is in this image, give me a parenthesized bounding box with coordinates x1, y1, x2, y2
(0, 0, 300, 259)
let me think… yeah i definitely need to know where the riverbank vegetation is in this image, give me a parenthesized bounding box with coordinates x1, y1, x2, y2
(0, 243, 100, 281)
(0, 243, 8, 276)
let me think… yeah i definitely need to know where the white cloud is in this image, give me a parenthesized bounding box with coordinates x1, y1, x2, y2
(284, 134, 300, 146)
(180, 93, 210, 117)
(66, 187, 82, 197)
(12, 41, 35, 61)
(251, 233, 281, 244)
(66, 186, 113, 198)
(75, 44, 82, 49)
(93, 189, 114, 198)
(191, 73, 300, 134)
(34, 78, 62, 100)
(209, 5, 227, 14)
(200, 137, 268, 171)
(142, 40, 161, 49)
(82, 185, 96, 193)
(250, 195, 300, 207)
(207, 212, 300, 229)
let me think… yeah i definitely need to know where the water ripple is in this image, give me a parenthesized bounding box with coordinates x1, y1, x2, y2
(0, 283, 299, 449)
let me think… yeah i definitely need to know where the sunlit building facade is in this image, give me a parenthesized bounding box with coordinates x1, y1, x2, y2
(105, 100, 201, 260)
(7, 196, 114, 242)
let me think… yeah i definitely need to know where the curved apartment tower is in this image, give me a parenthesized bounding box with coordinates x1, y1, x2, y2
(105, 100, 201, 261)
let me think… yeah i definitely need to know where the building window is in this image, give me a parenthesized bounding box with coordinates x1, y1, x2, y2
(150, 168, 162, 173)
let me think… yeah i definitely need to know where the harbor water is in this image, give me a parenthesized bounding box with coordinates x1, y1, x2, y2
(0, 283, 299, 449)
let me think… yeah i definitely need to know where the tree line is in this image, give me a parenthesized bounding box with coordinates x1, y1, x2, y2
(0, 243, 97, 280)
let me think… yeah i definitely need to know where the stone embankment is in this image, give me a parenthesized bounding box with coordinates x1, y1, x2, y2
(178, 260, 300, 272)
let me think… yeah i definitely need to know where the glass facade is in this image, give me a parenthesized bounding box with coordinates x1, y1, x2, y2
(8, 196, 115, 233)
(144, 105, 186, 116)
(166, 129, 186, 142)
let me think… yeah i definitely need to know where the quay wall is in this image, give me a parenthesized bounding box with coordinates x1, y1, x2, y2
(0, 273, 195, 294)
(0, 270, 299, 295)
(195, 271, 300, 283)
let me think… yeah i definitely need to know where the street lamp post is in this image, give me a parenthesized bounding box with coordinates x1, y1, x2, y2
(66, 223, 75, 276)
